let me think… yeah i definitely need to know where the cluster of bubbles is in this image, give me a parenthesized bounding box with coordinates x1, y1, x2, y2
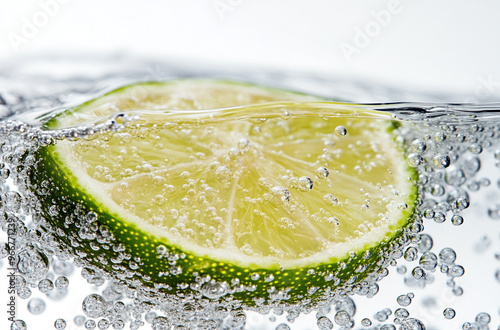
(0, 101, 500, 329)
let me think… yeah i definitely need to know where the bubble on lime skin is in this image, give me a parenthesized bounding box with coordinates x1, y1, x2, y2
(411, 139, 426, 153)
(11, 320, 27, 330)
(334, 125, 347, 137)
(54, 318, 67, 329)
(316, 167, 329, 179)
(433, 153, 451, 169)
(298, 176, 313, 191)
(200, 281, 229, 299)
(271, 186, 290, 203)
(407, 153, 424, 167)
(82, 294, 108, 318)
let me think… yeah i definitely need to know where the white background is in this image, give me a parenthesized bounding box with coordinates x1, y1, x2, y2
(1, 1, 500, 330)
(1, 0, 500, 99)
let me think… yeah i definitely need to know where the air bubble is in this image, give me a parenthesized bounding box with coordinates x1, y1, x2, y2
(11, 320, 27, 330)
(82, 294, 108, 318)
(38, 278, 54, 293)
(317, 316, 333, 330)
(55, 276, 69, 288)
(151, 316, 170, 330)
(271, 186, 290, 203)
(298, 176, 313, 191)
(397, 294, 412, 307)
(275, 324, 290, 330)
(411, 139, 426, 153)
(487, 204, 500, 219)
(85, 319, 96, 329)
(334, 310, 350, 325)
(28, 297, 46, 314)
(316, 167, 329, 178)
(334, 125, 347, 137)
(448, 265, 465, 277)
(16, 248, 49, 281)
(407, 153, 423, 167)
(200, 281, 229, 299)
(433, 153, 451, 169)
(54, 318, 67, 329)
(361, 318, 372, 327)
(451, 214, 464, 226)
(74, 315, 86, 326)
(439, 248, 457, 264)
(475, 312, 491, 325)
(443, 308, 456, 319)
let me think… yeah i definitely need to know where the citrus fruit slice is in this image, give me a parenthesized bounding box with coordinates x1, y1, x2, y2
(30, 80, 417, 306)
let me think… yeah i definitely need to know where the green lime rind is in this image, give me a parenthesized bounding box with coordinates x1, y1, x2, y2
(30, 128, 417, 307)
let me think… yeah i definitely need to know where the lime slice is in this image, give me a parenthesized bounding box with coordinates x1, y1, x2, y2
(30, 80, 417, 305)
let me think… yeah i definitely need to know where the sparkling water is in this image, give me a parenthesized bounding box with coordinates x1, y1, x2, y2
(1, 57, 500, 330)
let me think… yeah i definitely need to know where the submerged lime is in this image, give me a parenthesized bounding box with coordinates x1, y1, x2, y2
(30, 80, 417, 305)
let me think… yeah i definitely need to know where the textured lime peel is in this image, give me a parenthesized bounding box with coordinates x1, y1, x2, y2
(30, 80, 417, 305)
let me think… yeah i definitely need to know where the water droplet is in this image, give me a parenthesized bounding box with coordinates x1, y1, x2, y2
(82, 294, 108, 318)
(334, 125, 347, 137)
(28, 297, 46, 314)
(439, 248, 456, 264)
(298, 176, 313, 191)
